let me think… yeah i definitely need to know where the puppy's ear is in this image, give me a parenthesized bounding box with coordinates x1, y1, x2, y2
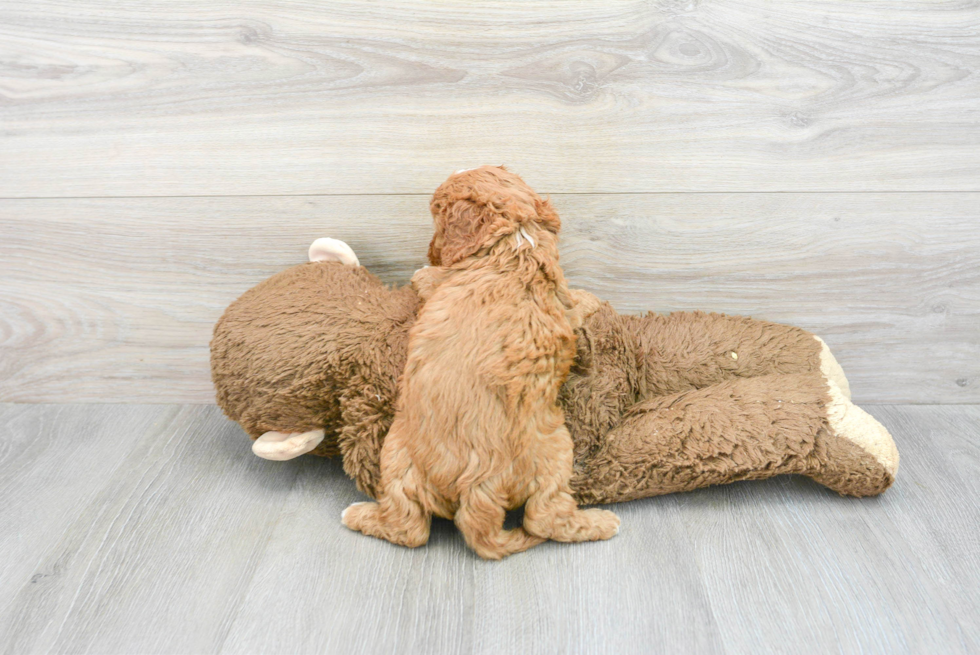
(535, 197, 561, 234)
(431, 198, 515, 266)
(427, 233, 443, 266)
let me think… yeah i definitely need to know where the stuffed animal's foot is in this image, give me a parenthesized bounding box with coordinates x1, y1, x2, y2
(309, 238, 359, 266)
(816, 336, 851, 399)
(252, 429, 325, 461)
(825, 382, 899, 477)
(811, 382, 900, 496)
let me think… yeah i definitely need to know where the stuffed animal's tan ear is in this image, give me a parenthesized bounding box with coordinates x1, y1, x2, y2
(309, 238, 359, 266)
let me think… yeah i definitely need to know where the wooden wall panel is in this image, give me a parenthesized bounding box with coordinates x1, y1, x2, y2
(1, 0, 978, 196)
(1, 193, 976, 404)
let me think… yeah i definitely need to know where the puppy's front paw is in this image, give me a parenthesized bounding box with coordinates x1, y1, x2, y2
(410, 266, 448, 302)
(341, 501, 376, 531)
(566, 289, 603, 329)
(586, 508, 621, 540)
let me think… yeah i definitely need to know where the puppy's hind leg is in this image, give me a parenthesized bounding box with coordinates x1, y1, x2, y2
(342, 437, 430, 549)
(454, 487, 545, 560)
(524, 426, 620, 543)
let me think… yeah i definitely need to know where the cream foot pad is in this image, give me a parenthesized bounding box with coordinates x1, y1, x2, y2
(816, 336, 851, 400)
(825, 382, 900, 478)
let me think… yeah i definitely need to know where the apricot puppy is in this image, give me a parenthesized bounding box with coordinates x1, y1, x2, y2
(342, 166, 619, 559)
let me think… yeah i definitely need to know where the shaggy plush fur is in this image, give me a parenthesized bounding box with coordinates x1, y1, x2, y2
(341, 167, 618, 559)
(211, 262, 418, 488)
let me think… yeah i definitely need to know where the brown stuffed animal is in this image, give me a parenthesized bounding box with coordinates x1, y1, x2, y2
(211, 247, 899, 505)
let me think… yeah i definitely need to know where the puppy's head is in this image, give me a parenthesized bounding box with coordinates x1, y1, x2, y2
(428, 166, 560, 266)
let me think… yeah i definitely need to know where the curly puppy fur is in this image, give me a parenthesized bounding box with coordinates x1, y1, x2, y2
(342, 166, 619, 559)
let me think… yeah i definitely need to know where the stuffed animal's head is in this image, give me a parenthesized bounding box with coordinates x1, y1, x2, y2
(428, 165, 561, 266)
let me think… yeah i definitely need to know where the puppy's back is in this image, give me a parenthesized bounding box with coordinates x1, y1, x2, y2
(397, 263, 575, 490)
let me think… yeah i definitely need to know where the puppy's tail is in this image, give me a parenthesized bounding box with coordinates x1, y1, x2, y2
(455, 490, 545, 560)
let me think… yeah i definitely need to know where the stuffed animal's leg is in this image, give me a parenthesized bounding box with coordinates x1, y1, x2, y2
(633, 311, 851, 399)
(341, 433, 430, 549)
(454, 488, 545, 560)
(572, 373, 897, 505)
(252, 429, 325, 461)
(523, 426, 620, 542)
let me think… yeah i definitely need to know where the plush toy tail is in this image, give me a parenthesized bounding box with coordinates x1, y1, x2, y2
(309, 238, 359, 266)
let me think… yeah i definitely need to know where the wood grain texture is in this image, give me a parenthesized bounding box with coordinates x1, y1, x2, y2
(0, 403, 977, 654)
(1, 0, 979, 196)
(0, 404, 174, 622)
(2, 193, 977, 404)
(0, 404, 299, 655)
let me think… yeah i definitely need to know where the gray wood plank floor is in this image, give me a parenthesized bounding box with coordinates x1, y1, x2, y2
(1, 403, 976, 654)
